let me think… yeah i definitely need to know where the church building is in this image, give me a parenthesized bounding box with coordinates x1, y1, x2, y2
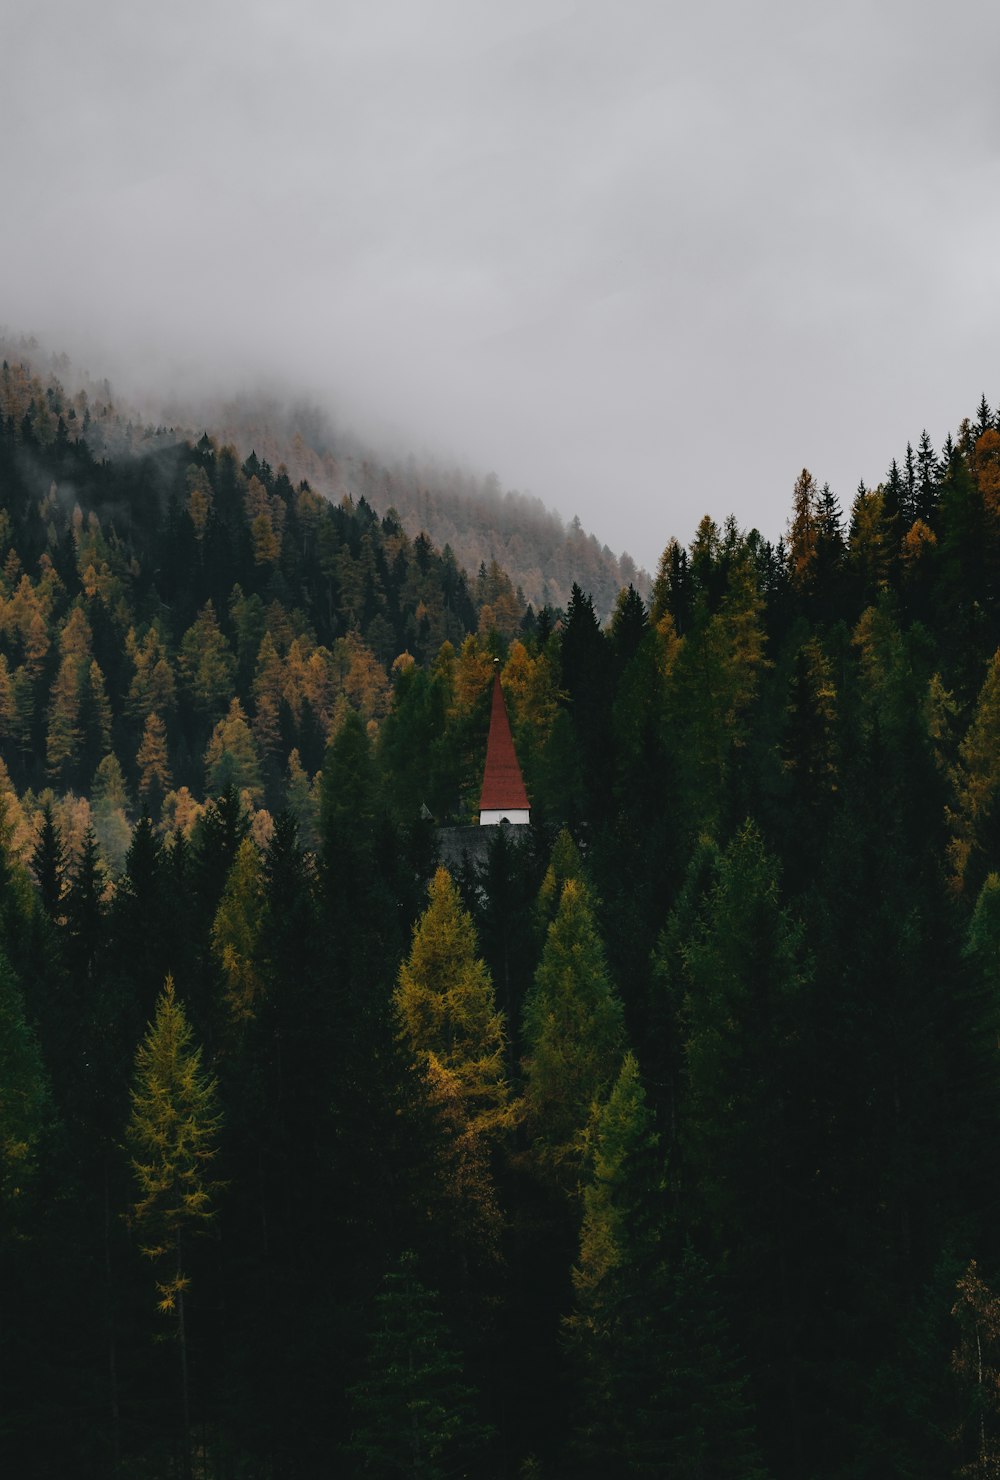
(479, 663, 530, 826)
(437, 662, 530, 874)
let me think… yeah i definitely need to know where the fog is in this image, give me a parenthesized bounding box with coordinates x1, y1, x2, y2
(6, 0, 1000, 570)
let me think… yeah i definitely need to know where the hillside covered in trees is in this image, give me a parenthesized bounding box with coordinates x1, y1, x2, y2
(0, 339, 645, 617)
(5, 357, 1000, 1478)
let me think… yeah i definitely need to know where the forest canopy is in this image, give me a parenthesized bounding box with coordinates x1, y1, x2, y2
(3, 354, 1000, 1478)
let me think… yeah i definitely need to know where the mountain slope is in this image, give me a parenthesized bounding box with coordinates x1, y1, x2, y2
(0, 336, 648, 615)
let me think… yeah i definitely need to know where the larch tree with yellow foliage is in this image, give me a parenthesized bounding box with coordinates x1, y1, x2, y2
(396, 866, 511, 1141)
(127, 977, 222, 1479)
(211, 836, 266, 1025)
(136, 711, 172, 814)
(395, 867, 513, 1263)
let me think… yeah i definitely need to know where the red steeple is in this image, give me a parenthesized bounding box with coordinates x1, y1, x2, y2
(479, 669, 530, 816)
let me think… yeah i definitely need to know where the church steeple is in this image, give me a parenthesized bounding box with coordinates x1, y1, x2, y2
(479, 663, 530, 826)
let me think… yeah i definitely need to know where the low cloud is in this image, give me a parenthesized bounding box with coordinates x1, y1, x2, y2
(6, 0, 1000, 569)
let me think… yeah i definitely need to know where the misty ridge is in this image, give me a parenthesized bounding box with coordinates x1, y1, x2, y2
(11, 318, 1000, 1479)
(0, 331, 647, 618)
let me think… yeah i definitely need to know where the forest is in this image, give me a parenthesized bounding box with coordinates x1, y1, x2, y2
(4, 352, 1000, 1478)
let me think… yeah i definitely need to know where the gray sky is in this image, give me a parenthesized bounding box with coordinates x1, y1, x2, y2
(6, 0, 1000, 571)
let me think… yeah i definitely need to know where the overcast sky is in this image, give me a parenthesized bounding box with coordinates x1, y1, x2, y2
(5, 0, 1000, 571)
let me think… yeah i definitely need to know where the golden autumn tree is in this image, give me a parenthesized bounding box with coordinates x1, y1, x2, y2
(501, 638, 560, 779)
(204, 699, 263, 804)
(137, 712, 172, 815)
(179, 602, 236, 726)
(396, 867, 513, 1261)
(0, 654, 15, 744)
(396, 867, 511, 1138)
(126, 626, 177, 728)
(128, 978, 222, 1478)
(251, 631, 285, 762)
(948, 650, 1000, 893)
(185, 466, 213, 542)
(211, 836, 266, 1024)
(974, 429, 1000, 516)
(788, 467, 819, 591)
(45, 605, 92, 781)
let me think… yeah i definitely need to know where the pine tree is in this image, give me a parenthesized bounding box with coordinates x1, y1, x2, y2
(127, 976, 222, 1479)
(0, 946, 50, 1217)
(535, 826, 585, 934)
(522, 878, 625, 1195)
(178, 600, 236, 727)
(778, 637, 839, 880)
(347, 1252, 492, 1479)
(916, 429, 939, 523)
(64, 824, 105, 989)
(472, 821, 545, 1073)
(284, 747, 319, 850)
(665, 554, 767, 839)
(567, 1054, 769, 1476)
(396, 866, 511, 1139)
(849, 483, 892, 602)
(396, 867, 511, 1278)
(788, 467, 819, 592)
(635, 1245, 771, 1480)
(31, 800, 65, 920)
(211, 834, 266, 1025)
(78, 657, 113, 785)
(609, 584, 649, 674)
(91, 752, 132, 874)
(559, 582, 613, 822)
(137, 710, 172, 814)
(203, 697, 263, 802)
(678, 822, 810, 1471)
(948, 649, 1000, 894)
(565, 1051, 662, 1467)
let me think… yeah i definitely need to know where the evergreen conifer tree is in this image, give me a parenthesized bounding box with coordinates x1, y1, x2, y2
(522, 878, 625, 1195)
(0, 946, 50, 1217)
(347, 1252, 491, 1479)
(31, 800, 65, 920)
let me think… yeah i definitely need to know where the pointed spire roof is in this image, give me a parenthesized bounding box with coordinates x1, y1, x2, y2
(479, 669, 530, 814)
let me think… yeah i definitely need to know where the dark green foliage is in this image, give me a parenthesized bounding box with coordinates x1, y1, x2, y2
(522, 877, 626, 1196)
(31, 801, 65, 919)
(622, 1245, 767, 1479)
(347, 1252, 492, 1478)
(0, 945, 50, 1216)
(7, 371, 1000, 1477)
(468, 821, 548, 1069)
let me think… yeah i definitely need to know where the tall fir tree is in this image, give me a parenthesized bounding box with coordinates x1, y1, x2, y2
(127, 976, 222, 1480)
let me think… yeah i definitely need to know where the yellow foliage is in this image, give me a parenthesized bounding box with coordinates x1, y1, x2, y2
(185, 467, 213, 541)
(396, 867, 513, 1139)
(502, 640, 559, 741)
(975, 429, 1000, 515)
(137, 712, 172, 800)
(251, 511, 280, 566)
(334, 632, 392, 722)
(160, 786, 204, 838)
(654, 610, 684, 677)
(901, 518, 937, 563)
(947, 649, 1000, 891)
(451, 635, 494, 721)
